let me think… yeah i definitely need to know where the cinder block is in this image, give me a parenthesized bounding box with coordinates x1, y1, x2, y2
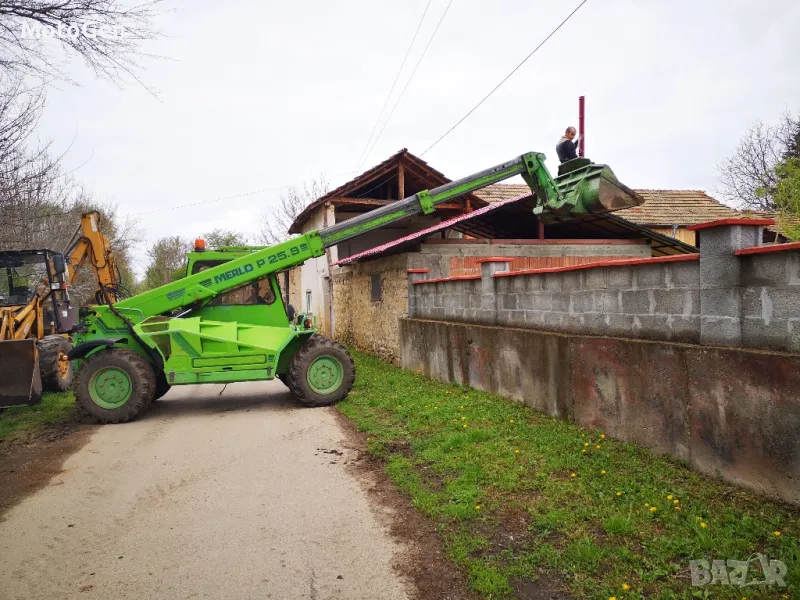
(789, 320, 800, 353)
(524, 310, 546, 328)
(584, 268, 608, 290)
(666, 315, 701, 343)
(512, 276, 527, 294)
(742, 317, 789, 351)
(475, 309, 495, 325)
(500, 293, 518, 310)
(656, 290, 699, 316)
(595, 290, 620, 313)
(620, 290, 652, 315)
(495, 277, 513, 294)
(634, 315, 671, 340)
(699, 256, 741, 289)
(701, 289, 741, 319)
(570, 291, 595, 314)
(532, 293, 553, 311)
(561, 271, 583, 292)
(633, 264, 665, 288)
(700, 316, 741, 346)
(518, 294, 535, 311)
(551, 292, 571, 313)
(741, 287, 766, 319)
(765, 288, 800, 320)
(698, 225, 760, 257)
(481, 274, 495, 295)
(480, 293, 496, 312)
(526, 275, 544, 293)
(666, 262, 701, 289)
(605, 313, 635, 336)
(542, 312, 565, 330)
(740, 254, 788, 287)
(542, 273, 562, 292)
(607, 267, 634, 289)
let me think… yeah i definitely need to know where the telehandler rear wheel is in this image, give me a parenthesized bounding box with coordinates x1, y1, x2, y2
(286, 337, 355, 407)
(39, 335, 73, 392)
(73, 348, 156, 423)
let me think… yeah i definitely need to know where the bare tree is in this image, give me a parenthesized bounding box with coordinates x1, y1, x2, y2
(256, 177, 329, 245)
(0, 1, 164, 84)
(717, 111, 800, 210)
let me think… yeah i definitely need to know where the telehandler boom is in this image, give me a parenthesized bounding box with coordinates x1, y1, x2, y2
(69, 153, 642, 423)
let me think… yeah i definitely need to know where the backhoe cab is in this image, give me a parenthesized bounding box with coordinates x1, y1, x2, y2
(0, 249, 77, 407)
(69, 152, 643, 423)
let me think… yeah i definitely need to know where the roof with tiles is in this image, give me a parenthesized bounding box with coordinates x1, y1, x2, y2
(474, 185, 739, 227)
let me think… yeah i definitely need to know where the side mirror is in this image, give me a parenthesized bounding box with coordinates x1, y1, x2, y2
(52, 253, 67, 275)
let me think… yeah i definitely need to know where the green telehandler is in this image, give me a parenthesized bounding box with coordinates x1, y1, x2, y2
(68, 153, 643, 423)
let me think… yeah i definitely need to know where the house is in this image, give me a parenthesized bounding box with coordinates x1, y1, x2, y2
(287, 149, 487, 336)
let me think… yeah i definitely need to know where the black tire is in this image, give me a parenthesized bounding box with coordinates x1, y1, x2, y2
(73, 348, 156, 424)
(39, 335, 74, 392)
(152, 370, 171, 401)
(286, 337, 355, 407)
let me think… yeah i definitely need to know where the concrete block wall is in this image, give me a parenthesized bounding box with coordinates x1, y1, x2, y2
(409, 220, 800, 353)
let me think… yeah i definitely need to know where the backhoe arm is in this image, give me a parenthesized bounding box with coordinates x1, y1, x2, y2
(66, 212, 121, 303)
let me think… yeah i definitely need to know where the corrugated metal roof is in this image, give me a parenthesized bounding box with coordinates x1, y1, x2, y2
(474, 185, 741, 227)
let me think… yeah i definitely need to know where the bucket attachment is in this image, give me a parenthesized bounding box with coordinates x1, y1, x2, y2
(536, 159, 644, 223)
(0, 339, 43, 408)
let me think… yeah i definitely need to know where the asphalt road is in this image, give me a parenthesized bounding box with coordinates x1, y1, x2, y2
(0, 381, 411, 600)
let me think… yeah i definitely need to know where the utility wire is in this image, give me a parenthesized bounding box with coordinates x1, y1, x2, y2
(353, 0, 434, 172)
(361, 0, 455, 167)
(420, 0, 590, 156)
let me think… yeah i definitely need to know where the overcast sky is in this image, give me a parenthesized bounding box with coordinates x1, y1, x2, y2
(35, 0, 800, 273)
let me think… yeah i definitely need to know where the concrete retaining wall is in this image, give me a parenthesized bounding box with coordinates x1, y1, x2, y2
(400, 318, 800, 505)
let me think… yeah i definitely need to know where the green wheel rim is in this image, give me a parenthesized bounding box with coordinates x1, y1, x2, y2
(88, 367, 133, 409)
(306, 355, 344, 395)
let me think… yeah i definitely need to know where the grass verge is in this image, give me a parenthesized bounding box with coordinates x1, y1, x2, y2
(0, 391, 76, 444)
(339, 351, 799, 599)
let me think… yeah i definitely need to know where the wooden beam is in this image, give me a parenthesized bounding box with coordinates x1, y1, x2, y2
(398, 162, 405, 200)
(328, 197, 463, 210)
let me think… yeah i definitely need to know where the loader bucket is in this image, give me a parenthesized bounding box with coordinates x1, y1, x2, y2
(0, 339, 43, 408)
(538, 160, 644, 223)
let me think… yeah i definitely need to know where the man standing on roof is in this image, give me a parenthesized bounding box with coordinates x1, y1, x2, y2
(556, 126, 581, 163)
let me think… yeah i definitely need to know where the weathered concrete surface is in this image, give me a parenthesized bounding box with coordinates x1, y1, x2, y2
(400, 318, 800, 505)
(0, 382, 411, 600)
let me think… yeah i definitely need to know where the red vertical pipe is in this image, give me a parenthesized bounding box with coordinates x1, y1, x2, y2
(578, 96, 585, 157)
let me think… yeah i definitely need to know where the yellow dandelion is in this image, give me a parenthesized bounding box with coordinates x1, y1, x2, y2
(570, 472, 577, 478)
(621, 583, 630, 591)
(700, 522, 707, 528)
(673, 499, 680, 504)
(584, 442, 590, 447)
(515, 449, 520, 454)
(774, 531, 782, 537)
(461, 416, 466, 420)
(460, 405, 464, 409)
(601, 470, 607, 475)
(596, 445, 601, 449)
(601, 434, 606, 439)
(645, 503, 650, 507)
(463, 424, 468, 428)
(650, 506, 657, 513)
(667, 495, 673, 500)
(616, 492, 622, 496)
(475, 505, 481, 510)
(695, 516, 701, 521)
(674, 506, 681, 511)
(510, 419, 514, 423)
(609, 597, 617, 600)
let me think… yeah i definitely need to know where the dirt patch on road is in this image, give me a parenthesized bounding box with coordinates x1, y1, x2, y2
(0, 418, 95, 518)
(334, 410, 479, 600)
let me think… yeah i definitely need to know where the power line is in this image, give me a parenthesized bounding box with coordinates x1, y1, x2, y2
(420, 0, 591, 156)
(353, 0, 434, 172)
(361, 0, 455, 167)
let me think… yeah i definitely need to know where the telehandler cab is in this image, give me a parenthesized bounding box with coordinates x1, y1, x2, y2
(68, 153, 643, 423)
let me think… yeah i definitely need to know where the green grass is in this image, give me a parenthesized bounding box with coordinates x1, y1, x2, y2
(339, 351, 800, 599)
(0, 391, 76, 443)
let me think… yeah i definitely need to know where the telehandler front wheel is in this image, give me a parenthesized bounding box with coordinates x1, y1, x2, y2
(73, 348, 156, 424)
(286, 338, 355, 407)
(39, 335, 73, 392)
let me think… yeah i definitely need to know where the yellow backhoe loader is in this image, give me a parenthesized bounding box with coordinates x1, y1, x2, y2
(0, 211, 121, 407)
